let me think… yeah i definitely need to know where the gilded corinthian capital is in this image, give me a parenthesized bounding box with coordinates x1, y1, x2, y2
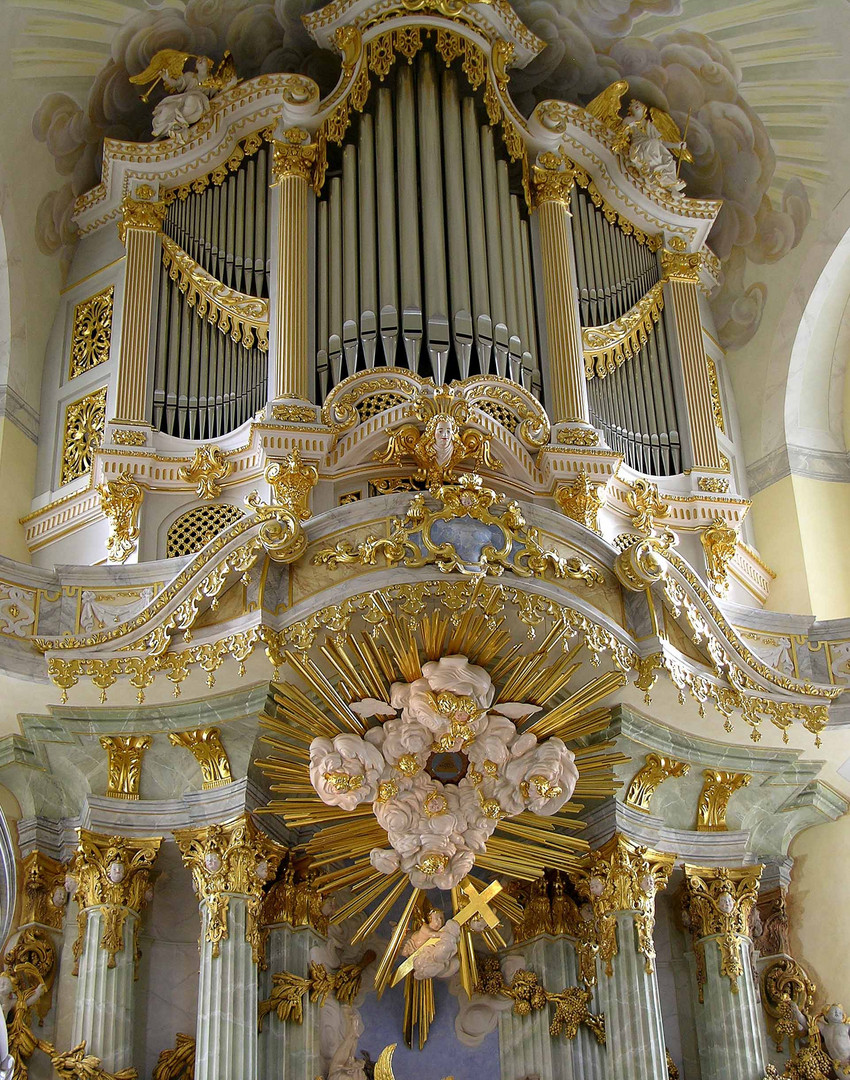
(174, 816, 285, 960)
(683, 864, 763, 997)
(69, 830, 162, 967)
(272, 128, 320, 185)
(531, 151, 576, 207)
(118, 191, 168, 243)
(574, 834, 674, 976)
(19, 851, 68, 930)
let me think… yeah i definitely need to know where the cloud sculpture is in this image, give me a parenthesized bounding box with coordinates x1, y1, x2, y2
(309, 655, 578, 891)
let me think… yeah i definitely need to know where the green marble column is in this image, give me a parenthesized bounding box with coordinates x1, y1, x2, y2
(258, 923, 322, 1080)
(577, 835, 675, 1080)
(175, 817, 285, 1080)
(684, 865, 768, 1080)
(68, 831, 161, 1073)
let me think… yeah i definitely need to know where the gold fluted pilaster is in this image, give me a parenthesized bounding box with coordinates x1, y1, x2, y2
(683, 864, 762, 998)
(114, 191, 167, 424)
(661, 244, 722, 470)
(532, 153, 590, 427)
(270, 129, 319, 402)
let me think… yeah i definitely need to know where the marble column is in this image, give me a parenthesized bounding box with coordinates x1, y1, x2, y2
(258, 920, 322, 1080)
(114, 185, 167, 424)
(68, 830, 162, 1072)
(684, 864, 768, 1080)
(269, 130, 320, 402)
(576, 835, 674, 1080)
(499, 935, 605, 1080)
(531, 152, 591, 429)
(660, 245, 723, 470)
(175, 816, 285, 1080)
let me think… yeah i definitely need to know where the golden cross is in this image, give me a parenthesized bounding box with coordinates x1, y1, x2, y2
(453, 879, 502, 929)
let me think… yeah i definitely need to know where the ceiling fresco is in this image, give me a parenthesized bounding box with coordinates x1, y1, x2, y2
(7, 0, 849, 351)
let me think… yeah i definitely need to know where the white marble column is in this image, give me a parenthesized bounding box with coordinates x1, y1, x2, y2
(684, 865, 767, 1080)
(68, 831, 161, 1073)
(577, 835, 675, 1080)
(175, 816, 285, 1080)
(258, 923, 322, 1080)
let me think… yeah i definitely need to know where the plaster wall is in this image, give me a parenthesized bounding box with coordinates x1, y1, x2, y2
(0, 417, 37, 564)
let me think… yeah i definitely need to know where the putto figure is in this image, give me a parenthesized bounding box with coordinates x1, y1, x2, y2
(586, 80, 693, 193)
(130, 49, 239, 142)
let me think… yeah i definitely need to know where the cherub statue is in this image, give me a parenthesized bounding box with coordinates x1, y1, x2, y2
(374, 386, 499, 489)
(130, 49, 238, 142)
(401, 909, 461, 981)
(818, 1004, 850, 1074)
(586, 80, 693, 193)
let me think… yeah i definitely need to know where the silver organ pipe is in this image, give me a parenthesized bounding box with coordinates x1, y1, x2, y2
(313, 47, 539, 395)
(154, 141, 270, 439)
(571, 183, 684, 476)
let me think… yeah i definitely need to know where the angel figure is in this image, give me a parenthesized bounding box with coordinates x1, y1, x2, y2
(375, 389, 500, 489)
(818, 1004, 850, 1074)
(130, 49, 238, 142)
(586, 81, 693, 193)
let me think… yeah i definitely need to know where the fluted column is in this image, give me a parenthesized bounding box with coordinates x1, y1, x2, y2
(69, 830, 162, 1072)
(270, 129, 319, 403)
(531, 153, 591, 430)
(175, 816, 285, 1080)
(114, 185, 167, 424)
(576, 835, 674, 1080)
(684, 865, 768, 1080)
(661, 244, 722, 470)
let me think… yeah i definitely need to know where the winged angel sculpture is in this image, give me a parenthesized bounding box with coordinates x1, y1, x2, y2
(130, 49, 238, 142)
(587, 80, 693, 193)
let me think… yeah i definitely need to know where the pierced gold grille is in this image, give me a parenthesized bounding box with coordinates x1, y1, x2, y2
(69, 287, 114, 379)
(166, 504, 244, 559)
(61, 386, 107, 485)
(475, 399, 518, 432)
(357, 392, 408, 422)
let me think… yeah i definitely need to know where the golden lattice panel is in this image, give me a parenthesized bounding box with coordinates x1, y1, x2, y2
(69, 287, 114, 379)
(475, 399, 518, 432)
(357, 392, 409, 422)
(166, 504, 244, 558)
(61, 386, 107, 485)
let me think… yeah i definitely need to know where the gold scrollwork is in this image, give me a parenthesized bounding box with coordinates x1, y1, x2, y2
(152, 1033, 196, 1080)
(161, 235, 269, 350)
(706, 356, 726, 433)
(69, 287, 114, 379)
(700, 517, 739, 596)
(178, 445, 233, 500)
(625, 753, 690, 813)
(695, 770, 751, 832)
(683, 864, 762, 997)
(262, 451, 319, 522)
(118, 194, 168, 243)
(313, 473, 604, 586)
(99, 735, 152, 800)
(168, 727, 232, 789)
(62, 386, 108, 485)
(98, 472, 144, 565)
(583, 282, 665, 379)
(555, 472, 606, 532)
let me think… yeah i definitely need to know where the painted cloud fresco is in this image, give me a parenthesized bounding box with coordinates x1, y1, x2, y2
(20, 0, 841, 349)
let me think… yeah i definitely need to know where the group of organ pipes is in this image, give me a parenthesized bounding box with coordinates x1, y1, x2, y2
(127, 38, 710, 480)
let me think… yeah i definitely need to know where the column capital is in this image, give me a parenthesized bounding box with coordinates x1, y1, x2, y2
(168, 727, 233, 790)
(574, 834, 674, 976)
(117, 190, 168, 243)
(174, 815, 286, 960)
(69, 829, 162, 967)
(19, 850, 68, 930)
(99, 734, 152, 799)
(683, 863, 763, 995)
(660, 240, 703, 283)
(272, 127, 321, 187)
(531, 151, 576, 207)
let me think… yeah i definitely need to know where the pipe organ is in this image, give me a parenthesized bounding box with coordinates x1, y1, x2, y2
(313, 50, 539, 399)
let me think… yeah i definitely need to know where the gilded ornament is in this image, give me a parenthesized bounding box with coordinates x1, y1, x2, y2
(4, 924, 58, 1025)
(701, 517, 738, 596)
(574, 834, 674, 976)
(174, 816, 284, 960)
(69, 830, 162, 968)
(152, 1033, 196, 1080)
(46, 1041, 139, 1080)
(118, 194, 168, 243)
(168, 727, 232, 789)
(99, 735, 152, 800)
(556, 426, 600, 446)
(555, 472, 606, 531)
(698, 476, 729, 493)
(161, 235, 269, 350)
(69, 287, 114, 379)
(129, 48, 238, 141)
(667, 1049, 680, 1079)
(375, 385, 500, 488)
(272, 129, 320, 188)
(18, 851, 68, 931)
(706, 356, 726, 433)
(614, 537, 671, 593)
(98, 472, 144, 564)
(531, 151, 575, 207)
(271, 404, 318, 423)
(313, 473, 604, 586)
(625, 753, 690, 813)
(263, 450, 318, 521)
(583, 282, 665, 379)
(258, 951, 375, 1030)
(660, 247, 702, 282)
(178, 445, 233, 500)
(334, 24, 362, 75)
(683, 864, 762, 996)
(752, 887, 790, 958)
(695, 769, 751, 832)
(628, 478, 669, 535)
(62, 386, 108, 485)
(111, 428, 147, 447)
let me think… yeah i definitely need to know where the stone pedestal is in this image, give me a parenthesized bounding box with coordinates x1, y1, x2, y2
(258, 924, 322, 1080)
